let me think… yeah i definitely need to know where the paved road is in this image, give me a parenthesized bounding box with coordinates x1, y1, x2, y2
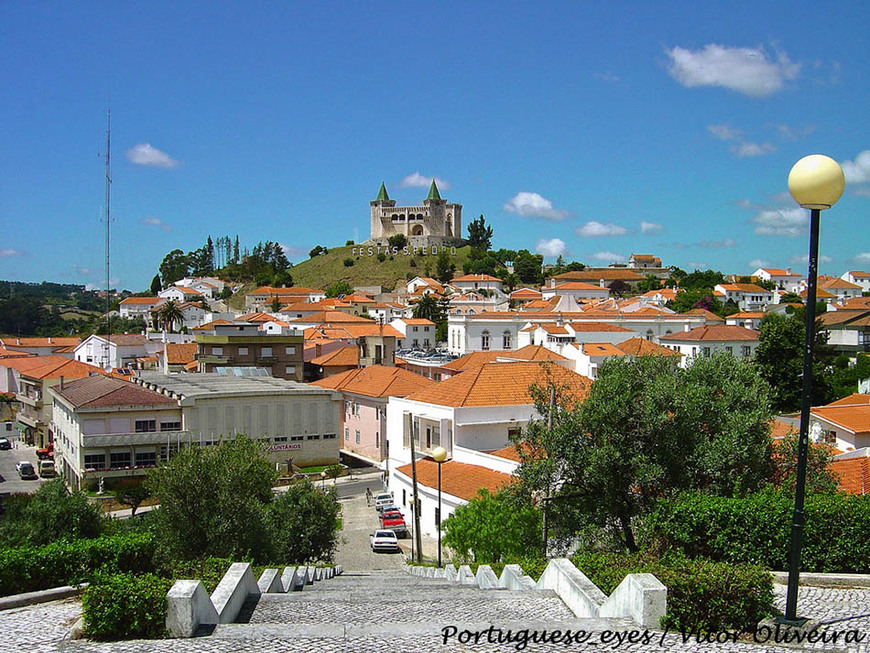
(333, 490, 407, 572)
(0, 440, 48, 495)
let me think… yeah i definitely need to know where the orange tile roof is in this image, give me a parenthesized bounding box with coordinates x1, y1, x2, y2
(770, 418, 798, 439)
(568, 321, 634, 333)
(729, 311, 766, 319)
(500, 345, 567, 361)
(401, 318, 435, 326)
(310, 346, 359, 367)
(406, 361, 592, 407)
(289, 311, 374, 324)
(165, 343, 198, 365)
(660, 325, 759, 342)
(548, 281, 607, 291)
(193, 319, 235, 330)
(395, 458, 513, 501)
(311, 364, 434, 397)
(802, 288, 836, 299)
(0, 355, 64, 373)
(551, 270, 645, 282)
(718, 283, 770, 293)
(249, 286, 322, 296)
(759, 268, 800, 277)
(819, 277, 862, 290)
(616, 337, 682, 357)
(440, 351, 503, 372)
(582, 342, 627, 356)
(0, 347, 31, 358)
(837, 297, 870, 310)
(452, 273, 503, 283)
(511, 288, 543, 298)
(119, 296, 163, 305)
(830, 454, 869, 495)
(1, 337, 82, 348)
(487, 443, 526, 462)
(811, 405, 870, 434)
(825, 394, 870, 407)
(22, 358, 106, 381)
(236, 312, 274, 322)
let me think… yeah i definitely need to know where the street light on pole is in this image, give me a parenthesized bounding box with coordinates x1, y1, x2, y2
(781, 154, 845, 625)
(320, 470, 326, 490)
(432, 446, 448, 567)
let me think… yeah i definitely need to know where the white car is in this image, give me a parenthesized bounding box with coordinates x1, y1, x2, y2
(370, 529, 400, 552)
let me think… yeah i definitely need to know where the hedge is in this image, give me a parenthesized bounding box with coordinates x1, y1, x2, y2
(572, 551, 773, 632)
(646, 490, 870, 573)
(82, 573, 172, 640)
(0, 532, 156, 596)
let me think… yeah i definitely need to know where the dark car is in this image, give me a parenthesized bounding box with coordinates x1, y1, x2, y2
(0, 437, 11, 450)
(16, 461, 37, 480)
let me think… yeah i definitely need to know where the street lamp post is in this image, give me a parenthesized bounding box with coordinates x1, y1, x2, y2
(781, 154, 845, 625)
(409, 498, 415, 561)
(432, 446, 448, 567)
(320, 470, 326, 490)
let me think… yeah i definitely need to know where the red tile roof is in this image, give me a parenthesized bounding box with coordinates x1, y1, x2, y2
(310, 346, 359, 367)
(311, 364, 434, 397)
(53, 375, 177, 409)
(22, 358, 107, 381)
(811, 405, 870, 435)
(452, 273, 503, 283)
(165, 343, 198, 365)
(395, 458, 513, 501)
(660, 325, 759, 342)
(830, 454, 869, 495)
(616, 337, 682, 357)
(825, 394, 870, 407)
(120, 296, 164, 305)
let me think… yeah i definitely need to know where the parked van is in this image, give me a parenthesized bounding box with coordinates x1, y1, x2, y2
(37, 459, 56, 478)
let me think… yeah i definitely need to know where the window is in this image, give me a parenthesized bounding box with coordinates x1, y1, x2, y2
(285, 346, 296, 355)
(84, 454, 105, 469)
(646, 329, 654, 341)
(424, 339, 430, 347)
(725, 346, 733, 355)
(135, 419, 156, 433)
(413, 326, 419, 332)
(324, 433, 337, 440)
(701, 347, 711, 357)
(238, 346, 248, 356)
(160, 420, 181, 431)
(741, 345, 752, 358)
(503, 331, 511, 349)
(261, 346, 273, 357)
(306, 434, 321, 440)
(481, 330, 490, 351)
(412, 339, 418, 347)
(110, 451, 131, 469)
(290, 435, 304, 441)
(345, 428, 349, 441)
(212, 346, 223, 355)
(355, 430, 360, 444)
(274, 436, 288, 442)
(135, 451, 157, 466)
(285, 366, 296, 375)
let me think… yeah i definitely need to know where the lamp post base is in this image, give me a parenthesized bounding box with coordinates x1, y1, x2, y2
(774, 614, 810, 628)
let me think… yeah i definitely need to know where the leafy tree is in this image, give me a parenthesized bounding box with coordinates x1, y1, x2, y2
(513, 249, 544, 285)
(723, 299, 740, 317)
(462, 248, 499, 276)
(667, 288, 723, 315)
(269, 295, 282, 313)
(780, 292, 802, 304)
(503, 273, 519, 293)
(112, 480, 151, 517)
(309, 245, 327, 258)
(828, 353, 870, 400)
(679, 269, 725, 291)
(158, 250, 189, 287)
(157, 300, 184, 333)
(608, 280, 631, 297)
(233, 235, 240, 263)
(442, 489, 541, 562)
(769, 436, 838, 494)
(388, 234, 407, 250)
(150, 274, 162, 295)
(516, 354, 774, 552)
(466, 215, 494, 251)
(343, 258, 354, 267)
(267, 480, 341, 564)
(636, 275, 662, 294)
(147, 437, 278, 562)
(412, 293, 444, 323)
(436, 250, 455, 283)
(325, 281, 353, 298)
(0, 479, 105, 547)
(492, 249, 517, 266)
(755, 311, 832, 411)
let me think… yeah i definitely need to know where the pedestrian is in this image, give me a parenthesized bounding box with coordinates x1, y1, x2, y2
(366, 487, 372, 506)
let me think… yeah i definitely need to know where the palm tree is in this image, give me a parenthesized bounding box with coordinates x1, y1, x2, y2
(158, 300, 184, 333)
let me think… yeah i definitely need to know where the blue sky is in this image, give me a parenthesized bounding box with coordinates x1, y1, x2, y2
(2, 1, 868, 291)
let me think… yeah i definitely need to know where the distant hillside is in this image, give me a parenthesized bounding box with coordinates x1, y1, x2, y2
(287, 244, 474, 291)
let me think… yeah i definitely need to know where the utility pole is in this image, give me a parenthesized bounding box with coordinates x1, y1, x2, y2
(409, 418, 423, 563)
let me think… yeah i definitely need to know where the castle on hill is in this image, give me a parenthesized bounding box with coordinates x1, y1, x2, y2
(366, 180, 465, 248)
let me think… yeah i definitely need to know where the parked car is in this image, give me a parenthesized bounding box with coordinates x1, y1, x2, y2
(16, 461, 37, 480)
(369, 529, 400, 552)
(37, 459, 56, 478)
(0, 437, 11, 450)
(381, 510, 408, 537)
(376, 502, 400, 516)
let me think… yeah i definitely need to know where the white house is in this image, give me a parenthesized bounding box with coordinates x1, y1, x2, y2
(841, 271, 870, 294)
(366, 302, 412, 323)
(541, 279, 610, 303)
(814, 276, 864, 303)
(390, 318, 436, 350)
(449, 273, 505, 295)
(119, 296, 165, 320)
(809, 394, 870, 452)
(659, 325, 759, 367)
(159, 286, 204, 304)
(714, 283, 775, 312)
(818, 309, 870, 356)
(752, 268, 802, 294)
(74, 334, 158, 371)
(386, 361, 591, 537)
(725, 312, 766, 330)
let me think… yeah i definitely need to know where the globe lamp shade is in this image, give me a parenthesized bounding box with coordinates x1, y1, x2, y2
(788, 154, 845, 210)
(432, 446, 448, 463)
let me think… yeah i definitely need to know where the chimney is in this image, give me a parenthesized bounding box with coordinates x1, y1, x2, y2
(600, 279, 605, 288)
(684, 323, 690, 332)
(59, 376, 64, 390)
(786, 268, 791, 275)
(48, 337, 52, 344)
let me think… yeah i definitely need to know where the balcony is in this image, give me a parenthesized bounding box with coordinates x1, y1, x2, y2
(195, 353, 233, 364)
(256, 355, 277, 364)
(81, 429, 190, 447)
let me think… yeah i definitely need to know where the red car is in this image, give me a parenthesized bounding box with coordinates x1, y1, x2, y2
(381, 509, 408, 537)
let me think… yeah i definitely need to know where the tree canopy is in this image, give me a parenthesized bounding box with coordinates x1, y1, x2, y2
(466, 215, 494, 251)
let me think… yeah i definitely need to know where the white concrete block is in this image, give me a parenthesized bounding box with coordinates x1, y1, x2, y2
(166, 580, 218, 638)
(211, 563, 261, 624)
(536, 558, 606, 618)
(599, 573, 667, 628)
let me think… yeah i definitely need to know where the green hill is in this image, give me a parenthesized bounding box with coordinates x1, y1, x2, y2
(287, 244, 474, 291)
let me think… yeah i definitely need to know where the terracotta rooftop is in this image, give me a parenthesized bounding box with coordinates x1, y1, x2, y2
(119, 296, 164, 305)
(0, 347, 31, 358)
(400, 318, 435, 326)
(770, 418, 798, 439)
(311, 364, 434, 397)
(249, 286, 322, 296)
(830, 453, 869, 495)
(405, 361, 591, 407)
(0, 355, 65, 373)
(824, 394, 870, 407)
(90, 334, 148, 347)
(582, 342, 627, 356)
(616, 337, 682, 357)
(660, 325, 759, 342)
(0, 337, 82, 348)
(548, 281, 607, 291)
(718, 283, 770, 293)
(439, 351, 503, 372)
(21, 358, 106, 381)
(395, 458, 513, 501)
(452, 273, 502, 283)
(811, 405, 870, 435)
(510, 288, 543, 298)
(551, 270, 645, 282)
(759, 268, 801, 277)
(569, 321, 634, 333)
(53, 375, 178, 409)
(499, 344, 567, 361)
(310, 346, 359, 367)
(289, 312, 374, 324)
(818, 277, 862, 290)
(165, 343, 198, 365)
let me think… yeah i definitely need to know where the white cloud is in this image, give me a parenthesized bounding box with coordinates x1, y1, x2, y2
(594, 72, 619, 83)
(590, 251, 626, 263)
(841, 150, 870, 184)
(753, 207, 807, 237)
(400, 172, 451, 190)
(503, 192, 569, 221)
(126, 143, 180, 168)
(771, 123, 815, 141)
(854, 253, 870, 264)
(666, 44, 800, 97)
(0, 248, 23, 257)
(748, 259, 770, 269)
(279, 243, 308, 260)
(707, 124, 775, 157)
(140, 216, 171, 231)
(72, 264, 92, 275)
(687, 261, 708, 270)
(535, 238, 568, 258)
(854, 187, 870, 197)
(576, 221, 627, 237)
(640, 221, 663, 234)
(789, 254, 833, 265)
(697, 238, 736, 248)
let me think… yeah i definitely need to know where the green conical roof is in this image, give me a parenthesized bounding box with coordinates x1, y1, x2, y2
(427, 179, 442, 201)
(375, 182, 390, 202)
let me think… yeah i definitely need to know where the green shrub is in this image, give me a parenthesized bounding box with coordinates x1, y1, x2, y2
(572, 551, 773, 632)
(646, 490, 870, 573)
(82, 573, 172, 640)
(0, 532, 156, 596)
(343, 258, 354, 267)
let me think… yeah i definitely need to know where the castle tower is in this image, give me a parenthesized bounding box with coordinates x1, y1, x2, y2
(370, 182, 396, 240)
(367, 180, 463, 246)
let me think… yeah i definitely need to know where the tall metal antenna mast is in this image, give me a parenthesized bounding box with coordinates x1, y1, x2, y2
(104, 109, 112, 365)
